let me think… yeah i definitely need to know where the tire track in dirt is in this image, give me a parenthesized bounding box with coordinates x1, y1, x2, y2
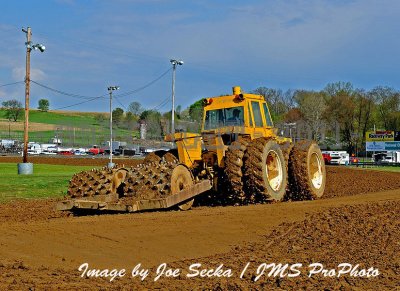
(0, 159, 399, 289)
(0, 156, 143, 167)
(0, 192, 399, 290)
(0, 188, 398, 271)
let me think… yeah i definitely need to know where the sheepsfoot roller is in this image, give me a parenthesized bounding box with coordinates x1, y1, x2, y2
(56, 162, 212, 213)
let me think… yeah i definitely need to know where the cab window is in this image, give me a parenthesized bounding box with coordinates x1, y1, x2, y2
(204, 106, 244, 129)
(248, 103, 253, 127)
(251, 101, 263, 127)
(262, 103, 273, 126)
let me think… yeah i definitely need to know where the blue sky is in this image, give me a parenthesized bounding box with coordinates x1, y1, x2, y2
(0, 0, 399, 112)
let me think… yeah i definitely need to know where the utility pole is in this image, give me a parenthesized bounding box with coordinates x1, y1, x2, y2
(170, 59, 183, 136)
(22, 27, 31, 164)
(18, 27, 45, 174)
(107, 86, 119, 168)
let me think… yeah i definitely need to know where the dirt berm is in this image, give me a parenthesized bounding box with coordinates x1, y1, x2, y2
(0, 166, 398, 289)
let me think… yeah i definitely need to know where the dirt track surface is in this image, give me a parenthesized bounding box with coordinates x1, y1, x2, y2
(0, 155, 143, 167)
(324, 166, 400, 198)
(0, 165, 399, 289)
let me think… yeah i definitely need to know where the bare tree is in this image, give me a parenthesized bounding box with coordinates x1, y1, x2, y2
(295, 90, 326, 141)
(127, 101, 143, 117)
(324, 81, 354, 97)
(252, 87, 291, 120)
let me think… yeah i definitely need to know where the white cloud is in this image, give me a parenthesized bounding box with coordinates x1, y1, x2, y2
(12, 67, 46, 81)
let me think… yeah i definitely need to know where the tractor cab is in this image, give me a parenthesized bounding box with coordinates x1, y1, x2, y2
(201, 86, 276, 142)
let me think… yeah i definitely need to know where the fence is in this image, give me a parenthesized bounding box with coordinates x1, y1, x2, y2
(0, 124, 134, 147)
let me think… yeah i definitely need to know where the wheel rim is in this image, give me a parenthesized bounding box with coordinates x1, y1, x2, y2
(310, 153, 323, 189)
(265, 150, 283, 191)
(171, 165, 195, 211)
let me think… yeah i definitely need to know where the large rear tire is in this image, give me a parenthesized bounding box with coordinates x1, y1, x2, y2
(288, 140, 326, 200)
(224, 139, 249, 203)
(244, 137, 287, 202)
(279, 141, 294, 201)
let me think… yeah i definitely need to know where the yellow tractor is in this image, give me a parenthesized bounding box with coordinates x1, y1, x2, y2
(57, 86, 326, 212)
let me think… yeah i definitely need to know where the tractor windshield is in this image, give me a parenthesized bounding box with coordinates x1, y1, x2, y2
(204, 106, 244, 130)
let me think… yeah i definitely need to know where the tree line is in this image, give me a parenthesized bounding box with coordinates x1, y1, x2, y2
(253, 82, 400, 153)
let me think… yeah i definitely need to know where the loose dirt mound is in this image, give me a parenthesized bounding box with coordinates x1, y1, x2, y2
(324, 166, 400, 198)
(0, 161, 399, 289)
(156, 200, 400, 290)
(0, 200, 398, 290)
(0, 199, 70, 223)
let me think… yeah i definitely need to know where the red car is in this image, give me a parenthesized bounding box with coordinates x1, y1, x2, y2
(58, 150, 74, 156)
(322, 153, 332, 164)
(88, 146, 105, 155)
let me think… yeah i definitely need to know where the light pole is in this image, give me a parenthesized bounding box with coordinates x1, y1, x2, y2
(108, 86, 119, 168)
(170, 59, 183, 136)
(284, 123, 296, 143)
(18, 27, 45, 175)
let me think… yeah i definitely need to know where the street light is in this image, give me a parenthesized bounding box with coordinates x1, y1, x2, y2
(18, 27, 45, 175)
(108, 86, 119, 168)
(284, 122, 297, 143)
(170, 59, 183, 136)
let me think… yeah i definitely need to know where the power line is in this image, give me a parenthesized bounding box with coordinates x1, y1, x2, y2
(31, 80, 106, 99)
(114, 96, 127, 110)
(115, 94, 171, 113)
(28, 63, 172, 110)
(30, 67, 171, 110)
(152, 95, 172, 111)
(114, 68, 172, 98)
(0, 81, 24, 88)
(52, 96, 105, 110)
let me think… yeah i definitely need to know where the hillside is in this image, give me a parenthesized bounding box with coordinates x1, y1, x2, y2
(0, 109, 138, 145)
(0, 109, 105, 126)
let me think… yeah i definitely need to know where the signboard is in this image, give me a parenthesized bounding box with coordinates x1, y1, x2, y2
(366, 141, 385, 151)
(365, 131, 394, 142)
(365, 131, 400, 151)
(385, 141, 400, 151)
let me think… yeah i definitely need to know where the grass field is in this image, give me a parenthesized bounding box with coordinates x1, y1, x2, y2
(357, 165, 400, 172)
(2, 128, 138, 145)
(0, 109, 101, 126)
(0, 163, 93, 200)
(0, 109, 139, 144)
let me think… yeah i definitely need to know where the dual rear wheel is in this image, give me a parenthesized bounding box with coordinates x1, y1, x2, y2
(225, 137, 326, 203)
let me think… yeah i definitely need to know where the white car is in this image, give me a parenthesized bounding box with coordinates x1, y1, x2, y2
(74, 149, 87, 156)
(327, 151, 350, 165)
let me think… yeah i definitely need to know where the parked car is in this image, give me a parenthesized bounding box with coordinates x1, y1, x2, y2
(322, 152, 332, 164)
(322, 151, 349, 165)
(88, 145, 105, 155)
(58, 150, 74, 156)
